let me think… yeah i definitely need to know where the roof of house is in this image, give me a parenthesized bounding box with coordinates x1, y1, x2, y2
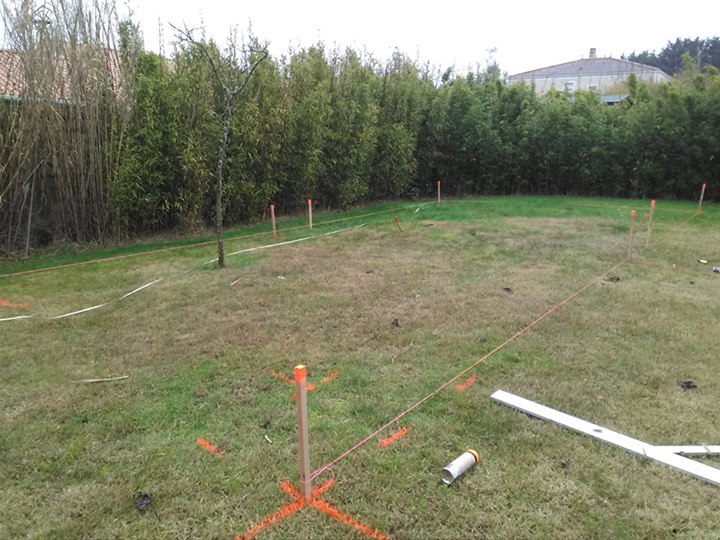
(508, 57, 669, 80)
(0, 48, 122, 102)
(0, 50, 24, 97)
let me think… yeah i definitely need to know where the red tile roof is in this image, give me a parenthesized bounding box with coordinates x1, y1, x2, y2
(0, 48, 122, 101)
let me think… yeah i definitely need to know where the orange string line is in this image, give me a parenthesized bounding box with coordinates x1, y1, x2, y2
(455, 373, 477, 392)
(321, 370, 341, 384)
(235, 499, 305, 540)
(196, 438, 224, 456)
(311, 499, 390, 540)
(378, 427, 409, 448)
(310, 257, 628, 482)
(654, 211, 700, 242)
(0, 299, 31, 309)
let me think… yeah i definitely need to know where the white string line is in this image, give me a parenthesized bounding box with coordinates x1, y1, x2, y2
(3, 224, 368, 322)
(203, 223, 367, 265)
(121, 278, 164, 299)
(51, 303, 108, 319)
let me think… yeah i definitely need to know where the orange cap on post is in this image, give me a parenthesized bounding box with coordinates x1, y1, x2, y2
(270, 203, 275, 209)
(308, 199, 312, 205)
(294, 365, 307, 382)
(651, 200, 656, 208)
(631, 210, 636, 217)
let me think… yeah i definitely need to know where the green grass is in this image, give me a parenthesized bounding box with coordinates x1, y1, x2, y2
(1, 196, 719, 539)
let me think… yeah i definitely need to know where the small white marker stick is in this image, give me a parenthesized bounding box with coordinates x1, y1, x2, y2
(270, 204, 277, 237)
(699, 183, 707, 210)
(645, 200, 656, 248)
(437, 180, 441, 204)
(628, 210, 636, 259)
(308, 199, 313, 230)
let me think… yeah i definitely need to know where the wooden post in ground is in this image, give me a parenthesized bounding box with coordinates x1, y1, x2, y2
(628, 210, 636, 259)
(645, 200, 655, 248)
(294, 364, 312, 503)
(699, 183, 707, 211)
(270, 204, 277, 237)
(437, 180, 441, 204)
(308, 199, 313, 230)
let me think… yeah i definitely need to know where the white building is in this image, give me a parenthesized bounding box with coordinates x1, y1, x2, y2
(508, 48, 671, 96)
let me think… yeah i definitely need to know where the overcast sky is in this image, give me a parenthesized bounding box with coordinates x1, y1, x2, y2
(130, 1, 717, 75)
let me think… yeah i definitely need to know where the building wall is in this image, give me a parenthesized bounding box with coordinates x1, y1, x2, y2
(510, 69, 670, 95)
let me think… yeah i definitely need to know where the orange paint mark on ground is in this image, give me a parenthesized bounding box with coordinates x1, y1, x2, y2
(456, 373, 477, 392)
(312, 478, 335, 498)
(321, 370, 340, 384)
(0, 299, 31, 309)
(311, 499, 390, 540)
(271, 370, 293, 384)
(273, 369, 316, 391)
(236, 479, 389, 540)
(378, 426, 409, 448)
(197, 438, 224, 456)
(236, 499, 304, 540)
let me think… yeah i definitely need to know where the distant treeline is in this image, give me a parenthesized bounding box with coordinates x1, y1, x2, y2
(625, 37, 720, 76)
(1, 1, 719, 253)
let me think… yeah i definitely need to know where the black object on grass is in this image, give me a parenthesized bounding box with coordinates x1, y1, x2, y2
(134, 491, 160, 521)
(677, 380, 698, 390)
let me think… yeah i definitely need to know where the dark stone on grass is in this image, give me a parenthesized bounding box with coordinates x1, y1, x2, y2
(605, 275, 621, 283)
(677, 380, 698, 390)
(261, 420, 271, 429)
(503, 287, 513, 294)
(134, 492, 153, 512)
(391, 318, 400, 328)
(560, 460, 571, 470)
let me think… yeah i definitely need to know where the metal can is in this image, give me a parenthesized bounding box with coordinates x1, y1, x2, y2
(441, 449, 480, 485)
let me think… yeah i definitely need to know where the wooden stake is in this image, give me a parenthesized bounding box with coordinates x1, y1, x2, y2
(437, 180, 441, 204)
(645, 200, 655, 248)
(628, 210, 636, 259)
(270, 204, 277, 237)
(699, 183, 707, 211)
(308, 199, 313, 230)
(294, 364, 312, 503)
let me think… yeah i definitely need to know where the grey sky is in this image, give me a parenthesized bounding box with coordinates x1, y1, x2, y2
(135, 1, 717, 74)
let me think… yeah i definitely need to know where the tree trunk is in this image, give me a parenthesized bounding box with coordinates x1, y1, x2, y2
(214, 97, 233, 269)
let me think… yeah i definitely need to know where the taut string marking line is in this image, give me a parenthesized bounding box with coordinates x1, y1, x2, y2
(1, 224, 366, 323)
(308, 258, 627, 483)
(0, 206, 404, 280)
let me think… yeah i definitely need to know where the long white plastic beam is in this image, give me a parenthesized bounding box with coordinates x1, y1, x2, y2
(491, 389, 720, 487)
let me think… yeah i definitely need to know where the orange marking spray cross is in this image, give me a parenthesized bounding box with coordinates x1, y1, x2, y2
(236, 479, 389, 540)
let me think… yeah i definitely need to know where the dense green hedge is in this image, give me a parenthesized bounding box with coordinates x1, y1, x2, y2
(3, 42, 720, 250)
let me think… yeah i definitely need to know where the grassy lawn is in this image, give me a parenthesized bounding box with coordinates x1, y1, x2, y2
(1, 196, 719, 539)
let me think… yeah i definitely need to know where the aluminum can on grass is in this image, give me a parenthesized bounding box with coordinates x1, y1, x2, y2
(441, 449, 480, 485)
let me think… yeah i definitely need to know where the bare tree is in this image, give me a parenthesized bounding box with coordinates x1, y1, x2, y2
(172, 23, 268, 268)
